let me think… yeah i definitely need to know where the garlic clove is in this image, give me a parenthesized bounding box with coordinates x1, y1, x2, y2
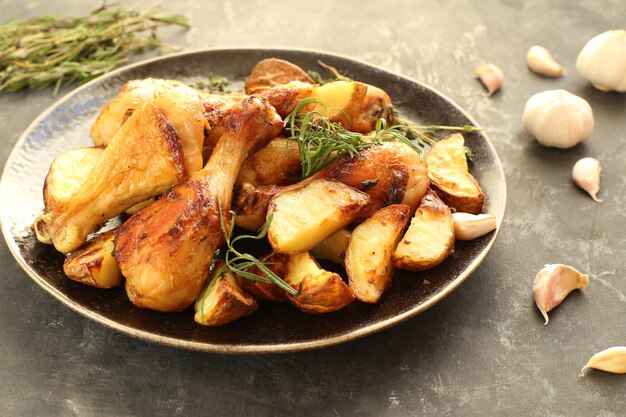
(577, 30, 626, 93)
(572, 157, 602, 202)
(452, 212, 497, 240)
(522, 89, 594, 149)
(475, 64, 503, 97)
(581, 346, 626, 376)
(527, 45, 565, 77)
(532, 264, 589, 325)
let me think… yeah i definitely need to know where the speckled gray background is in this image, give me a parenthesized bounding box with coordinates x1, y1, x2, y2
(0, 0, 624, 416)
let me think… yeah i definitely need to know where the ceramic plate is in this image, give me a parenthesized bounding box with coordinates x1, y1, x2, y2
(0, 48, 506, 353)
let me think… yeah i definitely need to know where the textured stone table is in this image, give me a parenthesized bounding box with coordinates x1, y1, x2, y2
(1, 0, 624, 415)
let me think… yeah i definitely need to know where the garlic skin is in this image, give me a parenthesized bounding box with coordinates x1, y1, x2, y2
(576, 30, 626, 92)
(532, 264, 589, 325)
(475, 64, 503, 97)
(527, 45, 565, 77)
(581, 346, 626, 375)
(572, 157, 602, 202)
(522, 90, 594, 149)
(452, 212, 497, 240)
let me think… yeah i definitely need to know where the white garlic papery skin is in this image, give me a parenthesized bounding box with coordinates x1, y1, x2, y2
(576, 30, 626, 92)
(527, 45, 565, 77)
(452, 212, 497, 240)
(522, 90, 594, 149)
(475, 64, 503, 97)
(572, 157, 602, 202)
(532, 264, 589, 325)
(581, 346, 626, 375)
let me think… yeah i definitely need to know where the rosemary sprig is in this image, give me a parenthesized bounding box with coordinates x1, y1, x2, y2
(191, 73, 230, 93)
(0, 5, 189, 95)
(306, 60, 352, 85)
(218, 201, 297, 296)
(284, 97, 422, 178)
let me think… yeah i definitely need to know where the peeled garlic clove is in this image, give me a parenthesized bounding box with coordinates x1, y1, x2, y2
(527, 45, 565, 77)
(581, 346, 626, 375)
(576, 30, 626, 93)
(572, 157, 602, 202)
(532, 264, 589, 325)
(475, 64, 503, 96)
(452, 212, 497, 240)
(522, 89, 594, 149)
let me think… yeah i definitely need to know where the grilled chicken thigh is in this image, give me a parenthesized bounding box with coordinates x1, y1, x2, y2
(34, 88, 206, 253)
(115, 96, 283, 312)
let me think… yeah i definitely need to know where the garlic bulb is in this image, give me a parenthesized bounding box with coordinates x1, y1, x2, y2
(475, 64, 503, 96)
(527, 45, 565, 77)
(576, 30, 626, 92)
(532, 264, 589, 325)
(452, 212, 497, 240)
(572, 157, 602, 202)
(522, 90, 594, 149)
(581, 346, 626, 375)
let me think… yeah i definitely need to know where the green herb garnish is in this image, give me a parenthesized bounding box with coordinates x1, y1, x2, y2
(218, 201, 297, 296)
(191, 73, 230, 93)
(0, 5, 189, 95)
(285, 97, 423, 178)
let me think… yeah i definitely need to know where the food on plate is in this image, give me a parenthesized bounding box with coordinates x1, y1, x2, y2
(452, 212, 497, 241)
(311, 229, 352, 264)
(345, 204, 411, 303)
(426, 133, 485, 214)
(32, 57, 491, 326)
(114, 96, 283, 312)
(392, 189, 455, 271)
(285, 252, 355, 313)
(194, 263, 258, 326)
(63, 229, 122, 288)
(267, 178, 369, 254)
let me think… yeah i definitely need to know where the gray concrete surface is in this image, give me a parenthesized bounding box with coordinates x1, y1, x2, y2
(1, 0, 624, 415)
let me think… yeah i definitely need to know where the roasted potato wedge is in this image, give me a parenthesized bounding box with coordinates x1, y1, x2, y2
(194, 264, 258, 326)
(426, 133, 485, 214)
(310, 81, 368, 129)
(43, 147, 103, 212)
(267, 179, 369, 254)
(63, 229, 122, 288)
(234, 183, 285, 231)
(311, 229, 352, 264)
(392, 189, 454, 271)
(285, 252, 354, 313)
(345, 204, 411, 303)
(237, 137, 301, 186)
(245, 58, 315, 94)
(236, 253, 289, 302)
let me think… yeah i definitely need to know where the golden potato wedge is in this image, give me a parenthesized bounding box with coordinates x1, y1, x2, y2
(236, 253, 289, 302)
(63, 229, 122, 288)
(285, 252, 354, 313)
(194, 264, 258, 326)
(311, 229, 352, 264)
(43, 147, 103, 212)
(345, 204, 411, 303)
(267, 179, 369, 254)
(426, 133, 485, 214)
(392, 189, 454, 271)
(245, 58, 315, 94)
(310, 81, 368, 129)
(236, 137, 301, 186)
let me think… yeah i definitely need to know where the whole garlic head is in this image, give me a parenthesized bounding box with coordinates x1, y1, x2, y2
(523, 90, 594, 149)
(576, 30, 626, 92)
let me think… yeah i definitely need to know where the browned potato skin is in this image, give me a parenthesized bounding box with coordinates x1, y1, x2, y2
(345, 204, 411, 303)
(236, 253, 289, 302)
(63, 229, 122, 288)
(267, 179, 369, 254)
(43, 147, 103, 213)
(245, 58, 315, 94)
(285, 252, 355, 314)
(194, 265, 258, 327)
(392, 189, 455, 271)
(426, 133, 485, 214)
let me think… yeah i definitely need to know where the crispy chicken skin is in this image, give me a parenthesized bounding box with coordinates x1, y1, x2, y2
(115, 96, 283, 312)
(90, 78, 189, 146)
(34, 88, 206, 253)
